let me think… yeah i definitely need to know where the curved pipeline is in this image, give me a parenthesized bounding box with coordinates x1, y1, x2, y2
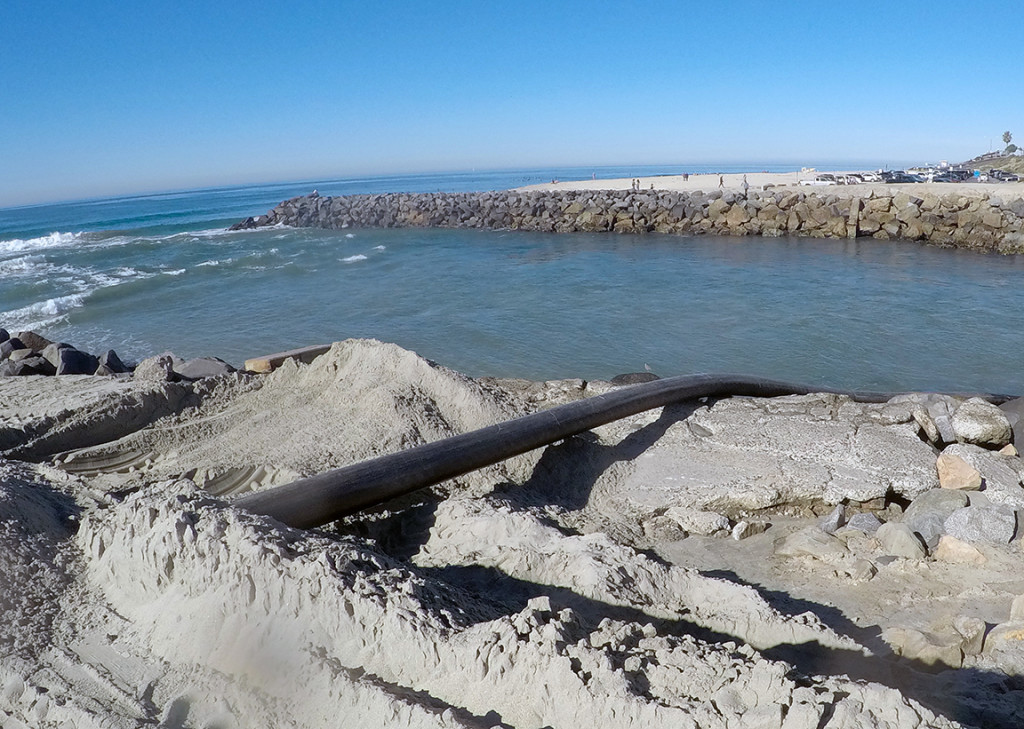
(233, 374, 1015, 529)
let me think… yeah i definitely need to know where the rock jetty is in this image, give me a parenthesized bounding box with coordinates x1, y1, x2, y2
(0, 327, 236, 380)
(231, 188, 1024, 253)
(0, 327, 129, 377)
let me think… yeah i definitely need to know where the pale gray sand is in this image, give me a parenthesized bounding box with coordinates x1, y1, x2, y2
(522, 171, 1024, 202)
(2, 339, 1023, 728)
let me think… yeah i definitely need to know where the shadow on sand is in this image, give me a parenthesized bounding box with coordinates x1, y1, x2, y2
(341, 399, 1024, 727)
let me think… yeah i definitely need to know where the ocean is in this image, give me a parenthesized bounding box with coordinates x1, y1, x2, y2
(2, 165, 1023, 394)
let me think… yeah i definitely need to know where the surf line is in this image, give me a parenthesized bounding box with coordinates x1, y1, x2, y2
(234, 374, 1017, 529)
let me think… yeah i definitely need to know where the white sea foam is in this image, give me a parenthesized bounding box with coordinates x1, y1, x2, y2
(342, 254, 368, 263)
(0, 254, 47, 276)
(163, 269, 186, 276)
(196, 258, 234, 268)
(374, 245, 386, 250)
(187, 228, 240, 239)
(0, 231, 81, 254)
(345, 233, 356, 239)
(2, 294, 86, 330)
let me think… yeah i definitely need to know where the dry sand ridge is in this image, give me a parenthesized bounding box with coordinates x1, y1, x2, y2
(1, 339, 1023, 727)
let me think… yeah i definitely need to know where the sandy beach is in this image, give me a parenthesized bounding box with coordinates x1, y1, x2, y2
(2, 336, 1024, 728)
(521, 170, 1024, 201)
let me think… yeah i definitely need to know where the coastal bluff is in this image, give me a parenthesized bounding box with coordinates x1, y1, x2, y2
(231, 187, 1024, 253)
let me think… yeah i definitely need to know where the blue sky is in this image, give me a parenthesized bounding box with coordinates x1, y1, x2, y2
(2, 1, 1021, 206)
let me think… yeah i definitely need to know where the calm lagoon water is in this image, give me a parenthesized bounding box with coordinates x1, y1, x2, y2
(2, 167, 1022, 394)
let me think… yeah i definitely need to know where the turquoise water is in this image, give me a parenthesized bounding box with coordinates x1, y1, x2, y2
(2, 166, 1022, 393)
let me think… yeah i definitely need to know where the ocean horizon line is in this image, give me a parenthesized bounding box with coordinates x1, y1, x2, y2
(0, 160, 921, 213)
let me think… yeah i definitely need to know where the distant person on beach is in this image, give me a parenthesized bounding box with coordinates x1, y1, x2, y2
(719, 175, 724, 188)
(742, 175, 749, 197)
(683, 173, 689, 181)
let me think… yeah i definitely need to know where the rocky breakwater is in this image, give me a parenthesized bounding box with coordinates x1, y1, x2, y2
(0, 327, 129, 377)
(0, 326, 237, 381)
(231, 188, 1024, 253)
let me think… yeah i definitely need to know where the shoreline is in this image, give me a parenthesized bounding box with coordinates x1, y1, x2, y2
(519, 169, 1024, 201)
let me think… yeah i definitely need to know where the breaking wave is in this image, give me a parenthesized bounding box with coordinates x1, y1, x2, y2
(2, 294, 87, 331)
(0, 231, 81, 254)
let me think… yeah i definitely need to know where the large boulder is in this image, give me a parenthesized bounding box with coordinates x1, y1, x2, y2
(96, 349, 130, 375)
(14, 330, 53, 352)
(876, 522, 927, 559)
(133, 354, 179, 382)
(952, 397, 1012, 448)
(940, 443, 1024, 508)
(0, 356, 56, 376)
(0, 338, 27, 360)
(593, 394, 938, 522)
(902, 488, 970, 549)
(174, 357, 236, 380)
(936, 452, 982, 490)
(944, 504, 1017, 544)
(999, 397, 1024, 449)
(55, 347, 100, 376)
(41, 342, 74, 368)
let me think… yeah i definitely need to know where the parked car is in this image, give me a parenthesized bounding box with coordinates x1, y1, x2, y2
(884, 172, 924, 183)
(988, 169, 1021, 182)
(931, 172, 959, 183)
(798, 174, 838, 186)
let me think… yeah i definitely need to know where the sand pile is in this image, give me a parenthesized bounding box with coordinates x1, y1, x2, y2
(55, 339, 536, 497)
(1, 338, 1023, 728)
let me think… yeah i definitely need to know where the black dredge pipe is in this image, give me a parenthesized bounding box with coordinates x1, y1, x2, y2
(233, 374, 1014, 529)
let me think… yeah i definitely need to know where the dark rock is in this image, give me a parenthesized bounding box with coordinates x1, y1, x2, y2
(174, 357, 236, 380)
(55, 348, 100, 376)
(0, 338, 27, 360)
(41, 342, 75, 368)
(0, 328, 8, 343)
(610, 372, 660, 386)
(0, 356, 56, 376)
(14, 330, 53, 352)
(98, 349, 130, 374)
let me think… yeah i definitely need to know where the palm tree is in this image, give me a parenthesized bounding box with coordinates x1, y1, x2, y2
(1004, 131, 1013, 146)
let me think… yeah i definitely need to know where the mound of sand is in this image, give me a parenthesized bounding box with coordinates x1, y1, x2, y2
(1, 338, 1023, 728)
(56, 339, 537, 497)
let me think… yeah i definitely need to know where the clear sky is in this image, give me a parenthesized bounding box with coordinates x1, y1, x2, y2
(2, 1, 1021, 207)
